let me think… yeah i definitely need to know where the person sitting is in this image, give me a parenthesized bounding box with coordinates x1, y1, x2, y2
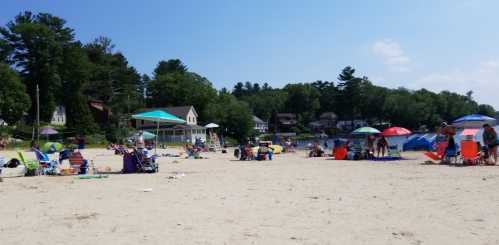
(309, 142, 324, 157)
(242, 144, 254, 160)
(257, 143, 273, 161)
(283, 138, 294, 153)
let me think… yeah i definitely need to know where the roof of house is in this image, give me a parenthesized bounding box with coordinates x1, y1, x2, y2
(253, 115, 265, 124)
(320, 112, 337, 119)
(277, 113, 296, 118)
(140, 106, 197, 120)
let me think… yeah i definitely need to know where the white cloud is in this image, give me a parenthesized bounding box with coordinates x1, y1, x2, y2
(414, 59, 499, 108)
(371, 39, 411, 72)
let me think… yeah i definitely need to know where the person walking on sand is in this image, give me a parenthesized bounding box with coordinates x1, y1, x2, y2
(483, 124, 498, 165)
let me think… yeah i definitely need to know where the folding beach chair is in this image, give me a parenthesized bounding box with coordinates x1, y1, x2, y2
(17, 152, 40, 176)
(68, 151, 88, 175)
(460, 140, 480, 165)
(424, 141, 448, 162)
(442, 144, 459, 165)
(387, 145, 402, 159)
(33, 149, 58, 175)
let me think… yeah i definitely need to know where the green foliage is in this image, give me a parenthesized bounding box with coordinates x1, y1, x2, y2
(283, 83, 321, 124)
(0, 63, 31, 124)
(147, 60, 217, 122)
(83, 37, 144, 115)
(478, 104, 496, 117)
(60, 43, 98, 134)
(205, 91, 253, 141)
(0, 11, 74, 122)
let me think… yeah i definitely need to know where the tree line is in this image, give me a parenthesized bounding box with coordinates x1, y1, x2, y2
(234, 66, 496, 134)
(0, 12, 496, 142)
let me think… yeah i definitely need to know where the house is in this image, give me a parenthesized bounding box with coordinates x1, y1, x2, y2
(50, 105, 66, 126)
(276, 113, 297, 132)
(336, 119, 368, 131)
(253, 115, 268, 133)
(89, 99, 112, 126)
(134, 106, 206, 143)
(309, 112, 338, 132)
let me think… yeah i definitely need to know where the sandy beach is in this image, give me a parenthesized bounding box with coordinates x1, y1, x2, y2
(1, 148, 499, 245)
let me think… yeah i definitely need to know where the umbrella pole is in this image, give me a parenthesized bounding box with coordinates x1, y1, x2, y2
(155, 120, 159, 155)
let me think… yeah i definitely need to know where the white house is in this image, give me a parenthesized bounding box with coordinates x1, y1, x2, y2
(51, 105, 66, 126)
(253, 115, 268, 133)
(134, 106, 206, 143)
(336, 119, 368, 131)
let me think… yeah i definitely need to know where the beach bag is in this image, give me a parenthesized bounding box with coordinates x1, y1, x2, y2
(6, 158, 20, 168)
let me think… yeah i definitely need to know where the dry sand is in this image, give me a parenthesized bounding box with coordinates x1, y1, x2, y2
(1, 148, 499, 245)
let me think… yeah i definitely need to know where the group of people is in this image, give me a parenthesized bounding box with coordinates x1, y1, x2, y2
(438, 122, 498, 165)
(235, 143, 273, 161)
(366, 135, 389, 158)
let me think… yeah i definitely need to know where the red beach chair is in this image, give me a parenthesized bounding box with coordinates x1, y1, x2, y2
(460, 140, 480, 165)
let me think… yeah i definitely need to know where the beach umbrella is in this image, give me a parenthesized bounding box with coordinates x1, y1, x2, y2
(461, 128, 480, 136)
(351, 127, 380, 135)
(453, 114, 497, 128)
(132, 110, 186, 153)
(40, 127, 58, 135)
(205, 123, 219, 128)
(132, 131, 156, 140)
(40, 126, 59, 141)
(41, 142, 63, 153)
(382, 127, 411, 136)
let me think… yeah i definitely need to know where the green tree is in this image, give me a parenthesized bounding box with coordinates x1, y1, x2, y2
(83, 37, 144, 115)
(283, 83, 320, 125)
(478, 104, 496, 117)
(312, 80, 337, 114)
(0, 63, 31, 124)
(0, 11, 75, 122)
(205, 91, 253, 141)
(336, 66, 364, 122)
(154, 59, 187, 76)
(59, 43, 97, 134)
(147, 59, 217, 123)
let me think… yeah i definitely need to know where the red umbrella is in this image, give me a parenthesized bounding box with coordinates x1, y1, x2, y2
(382, 127, 411, 136)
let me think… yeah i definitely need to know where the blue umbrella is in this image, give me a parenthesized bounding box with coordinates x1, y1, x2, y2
(453, 114, 497, 128)
(132, 110, 186, 153)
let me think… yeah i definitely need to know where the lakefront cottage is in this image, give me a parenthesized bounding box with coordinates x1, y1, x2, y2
(134, 106, 206, 143)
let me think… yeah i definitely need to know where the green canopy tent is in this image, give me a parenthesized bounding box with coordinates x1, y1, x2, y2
(131, 110, 186, 153)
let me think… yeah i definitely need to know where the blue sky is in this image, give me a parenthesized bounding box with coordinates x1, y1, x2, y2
(2, 0, 499, 107)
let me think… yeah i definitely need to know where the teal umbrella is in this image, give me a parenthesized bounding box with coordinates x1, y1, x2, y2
(352, 127, 380, 135)
(132, 110, 186, 153)
(132, 131, 156, 140)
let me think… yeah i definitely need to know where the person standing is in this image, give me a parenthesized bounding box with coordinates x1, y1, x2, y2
(376, 136, 388, 158)
(136, 131, 145, 150)
(367, 135, 375, 154)
(483, 124, 498, 165)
